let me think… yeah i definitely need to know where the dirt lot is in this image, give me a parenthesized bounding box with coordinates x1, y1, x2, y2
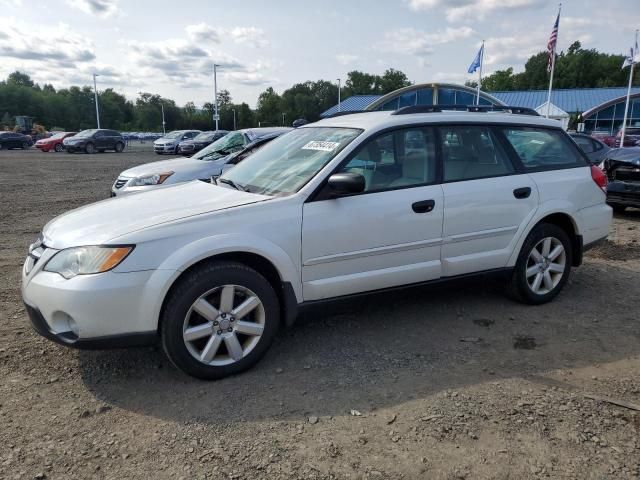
(1, 148, 640, 480)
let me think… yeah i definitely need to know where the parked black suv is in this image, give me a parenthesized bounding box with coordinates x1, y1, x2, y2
(603, 147, 640, 213)
(63, 129, 125, 154)
(0, 132, 33, 150)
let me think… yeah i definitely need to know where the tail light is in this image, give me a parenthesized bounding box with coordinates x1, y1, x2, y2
(590, 164, 607, 192)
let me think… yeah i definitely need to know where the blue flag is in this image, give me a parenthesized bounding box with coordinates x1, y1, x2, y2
(468, 44, 484, 74)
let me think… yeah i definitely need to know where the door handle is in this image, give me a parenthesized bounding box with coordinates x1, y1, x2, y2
(513, 187, 531, 199)
(412, 199, 435, 213)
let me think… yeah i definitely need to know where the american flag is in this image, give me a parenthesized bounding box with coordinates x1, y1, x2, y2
(547, 12, 560, 72)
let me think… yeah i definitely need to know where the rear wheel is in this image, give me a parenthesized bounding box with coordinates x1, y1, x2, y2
(508, 223, 572, 304)
(54, 143, 64, 152)
(22, 141, 29, 149)
(161, 261, 280, 380)
(85, 142, 95, 154)
(115, 142, 124, 153)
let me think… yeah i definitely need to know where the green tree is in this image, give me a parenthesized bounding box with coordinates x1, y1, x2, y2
(255, 87, 282, 127)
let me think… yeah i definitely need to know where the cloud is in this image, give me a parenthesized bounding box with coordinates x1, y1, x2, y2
(380, 26, 475, 59)
(185, 23, 268, 48)
(0, 23, 95, 65)
(66, 0, 119, 17)
(186, 23, 220, 43)
(407, 0, 548, 22)
(335, 53, 358, 65)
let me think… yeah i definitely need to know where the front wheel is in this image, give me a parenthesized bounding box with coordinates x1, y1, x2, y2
(54, 143, 64, 152)
(161, 261, 280, 380)
(85, 142, 95, 154)
(114, 142, 124, 153)
(508, 223, 572, 304)
(22, 141, 29, 149)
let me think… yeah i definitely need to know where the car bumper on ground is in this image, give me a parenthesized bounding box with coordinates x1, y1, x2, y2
(607, 180, 640, 208)
(22, 254, 175, 346)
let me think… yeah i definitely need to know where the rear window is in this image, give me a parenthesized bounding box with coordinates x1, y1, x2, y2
(501, 127, 585, 171)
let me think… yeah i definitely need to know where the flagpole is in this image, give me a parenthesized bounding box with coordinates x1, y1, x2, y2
(476, 41, 484, 105)
(546, 3, 561, 119)
(620, 29, 638, 148)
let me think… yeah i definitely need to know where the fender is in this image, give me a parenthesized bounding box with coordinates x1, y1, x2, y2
(506, 200, 581, 267)
(158, 233, 302, 299)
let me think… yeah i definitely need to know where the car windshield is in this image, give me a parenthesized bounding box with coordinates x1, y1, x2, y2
(75, 129, 97, 138)
(218, 127, 361, 196)
(193, 132, 246, 161)
(50, 132, 66, 139)
(163, 131, 184, 139)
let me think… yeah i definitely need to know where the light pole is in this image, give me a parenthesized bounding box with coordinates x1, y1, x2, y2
(213, 64, 220, 130)
(161, 103, 166, 135)
(232, 108, 236, 130)
(282, 112, 286, 126)
(337, 78, 341, 112)
(92, 73, 101, 128)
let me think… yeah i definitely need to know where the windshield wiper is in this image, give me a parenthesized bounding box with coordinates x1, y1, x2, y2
(218, 177, 247, 192)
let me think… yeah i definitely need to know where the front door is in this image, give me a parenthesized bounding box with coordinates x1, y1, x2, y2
(302, 126, 444, 301)
(438, 125, 539, 277)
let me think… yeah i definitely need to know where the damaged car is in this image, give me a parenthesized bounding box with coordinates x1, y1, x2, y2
(603, 147, 640, 213)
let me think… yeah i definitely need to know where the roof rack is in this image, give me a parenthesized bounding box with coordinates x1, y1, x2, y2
(392, 104, 540, 116)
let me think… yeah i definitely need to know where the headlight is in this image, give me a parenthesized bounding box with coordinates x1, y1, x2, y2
(44, 246, 133, 279)
(129, 172, 173, 186)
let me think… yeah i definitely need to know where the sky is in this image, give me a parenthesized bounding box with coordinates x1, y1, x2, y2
(0, 0, 638, 108)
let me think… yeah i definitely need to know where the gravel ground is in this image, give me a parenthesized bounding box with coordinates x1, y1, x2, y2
(1, 148, 639, 480)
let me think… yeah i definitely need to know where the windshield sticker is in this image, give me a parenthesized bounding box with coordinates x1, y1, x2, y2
(302, 141, 340, 152)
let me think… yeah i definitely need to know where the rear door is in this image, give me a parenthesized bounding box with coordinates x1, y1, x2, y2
(439, 125, 539, 277)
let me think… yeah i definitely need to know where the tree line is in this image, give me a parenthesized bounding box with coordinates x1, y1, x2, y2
(0, 41, 636, 132)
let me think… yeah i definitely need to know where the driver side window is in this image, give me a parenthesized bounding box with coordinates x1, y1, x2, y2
(338, 127, 436, 192)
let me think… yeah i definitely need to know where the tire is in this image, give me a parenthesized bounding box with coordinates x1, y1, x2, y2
(114, 142, 124, 153)
(22, 141, 29, 149)
(155, 151, 163, 155)
(161, 261, 280, 380)
(611, 205, 627, 214)
(54, 143, 64, 153)
(0, 143, 3, 150)
(85, 143, 95, 154)
(508, 223, 572, 305)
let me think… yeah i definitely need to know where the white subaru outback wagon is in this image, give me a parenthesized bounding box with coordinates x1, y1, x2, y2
(22, 106, 612, 379)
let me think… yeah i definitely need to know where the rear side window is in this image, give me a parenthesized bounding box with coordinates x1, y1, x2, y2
(572, 136, 595, 153)
(502, 128, 585, 170)
(440, 126, 514, 182)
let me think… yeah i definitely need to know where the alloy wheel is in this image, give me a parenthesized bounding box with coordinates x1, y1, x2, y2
(182, 284, 265, 366)
(526, 236, 566, 295)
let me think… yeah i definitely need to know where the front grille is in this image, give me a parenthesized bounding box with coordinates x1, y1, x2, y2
(114, 178, 127, 189)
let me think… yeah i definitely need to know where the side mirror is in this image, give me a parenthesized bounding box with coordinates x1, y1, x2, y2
(327, 172, 365, 196)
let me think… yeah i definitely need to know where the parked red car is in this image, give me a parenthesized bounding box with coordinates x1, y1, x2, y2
(590, 130, 616, 147)
(614, 127, 640, 148)
(35, 132, 77, 152)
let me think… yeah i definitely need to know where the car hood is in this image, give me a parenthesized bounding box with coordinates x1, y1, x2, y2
(42, 181, 270, 249)
(154, 137, 179, 145)
(120, 157, 216, 178)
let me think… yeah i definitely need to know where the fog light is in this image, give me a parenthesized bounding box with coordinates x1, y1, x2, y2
(51, 311, 79, 337)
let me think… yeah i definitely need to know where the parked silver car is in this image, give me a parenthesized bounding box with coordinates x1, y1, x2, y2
(111, 128, 291, 196)
(153, 130, 201, 154)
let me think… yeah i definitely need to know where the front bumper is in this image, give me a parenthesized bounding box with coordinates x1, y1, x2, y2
(35, 143, 51, 151)
(22, 252, 176, 346)
(154, 144, 177, 153)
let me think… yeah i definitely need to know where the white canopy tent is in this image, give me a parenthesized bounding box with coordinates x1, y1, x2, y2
(535, 101, 570, 130)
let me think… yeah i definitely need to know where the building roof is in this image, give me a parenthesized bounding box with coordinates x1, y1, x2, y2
(321, 95, 382, 117)
(321, 86, 640, 117)
(492, 87, 640, 113)
(534, 101, 569, 118)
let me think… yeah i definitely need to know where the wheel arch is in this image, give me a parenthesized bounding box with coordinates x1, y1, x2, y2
(157, 250, 300, 334)
(510, 210, 582, 268)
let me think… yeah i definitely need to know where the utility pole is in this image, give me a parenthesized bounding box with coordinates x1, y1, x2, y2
(282, 112, 286, 126)
(621, 29, 638, 148)
(337, 78, 341, 112)
(213, 64, 220, 130)
(92, 74, 101, 129)
(232, 108, 236, 130)
(161, 103, 166, 135)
